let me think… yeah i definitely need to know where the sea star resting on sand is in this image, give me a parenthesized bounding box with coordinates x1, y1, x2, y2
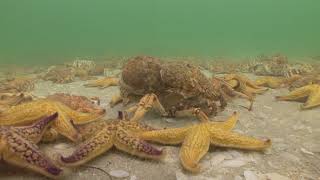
(255, 75, 301, 89)
(0, 99, 105, 142)
(140, 110, 271, 173)
(84, 77, 119, 89)
(276, 84, 320, 109)
(0, 113, 63, 178)
(224, 74, 268, 98)
(59, 112, 164, 167)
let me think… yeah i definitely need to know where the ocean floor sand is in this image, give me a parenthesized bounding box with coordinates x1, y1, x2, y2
(0, 74, 319, 180)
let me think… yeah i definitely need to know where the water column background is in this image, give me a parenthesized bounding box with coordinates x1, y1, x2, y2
(0, 0, 319, 65)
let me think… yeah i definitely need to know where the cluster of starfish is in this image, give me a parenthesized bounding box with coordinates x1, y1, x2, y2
(254, 75, 320, 109)
(5, 64, 320, 179)
(0, 97, 271, 178)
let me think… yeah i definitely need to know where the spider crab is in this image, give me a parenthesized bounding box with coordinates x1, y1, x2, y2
(111, 56, 228, 121)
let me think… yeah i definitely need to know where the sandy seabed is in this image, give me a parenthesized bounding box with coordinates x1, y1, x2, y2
(0, 74, 319, 180)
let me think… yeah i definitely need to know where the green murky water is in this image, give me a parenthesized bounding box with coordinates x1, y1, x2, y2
(0, 0, 319, 64)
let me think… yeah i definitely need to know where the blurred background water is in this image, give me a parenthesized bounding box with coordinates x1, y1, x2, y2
(0, 0, 319, 65)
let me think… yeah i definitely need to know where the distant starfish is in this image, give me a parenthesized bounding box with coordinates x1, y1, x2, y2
(59, 112, 164, 167)
(255, 75, 301, 89)
(224, 74, 268, 97)
(84, 77, 119, 89)
(140, 110, 271, 173)
(0, 99, 104, 142)
(276, 84, 320, 109)
(0, 113, 63, 178)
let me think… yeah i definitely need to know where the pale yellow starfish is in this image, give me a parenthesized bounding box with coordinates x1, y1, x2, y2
(0, 113, 63, 178)
(255, 75, 301, 89)
(224, 74, 268, 97)
(276, 84, 320, 109)
(0, 99, 104, 142)
(84, 77, 119, 89)
(140, 110, 271, 173)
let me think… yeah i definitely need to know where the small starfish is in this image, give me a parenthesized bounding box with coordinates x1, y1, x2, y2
(0, 99, 105, 142)
(224, 74, 268, 97)
(140, 110, 271, 173)
(0, 113, 63, 178)
(84, 77, 119, 89)
(59, 111, 164, 167)
(276, 84, 320, 109)
(255, 75, 301, 89)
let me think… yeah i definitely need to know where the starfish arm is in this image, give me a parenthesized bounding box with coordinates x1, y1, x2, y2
(137, 122, 158, 131)
(114, 128, 164, 160)
(124, 121, 158, 133)
(84, 77, 119, 88)
(14, 113, 58, 144)
(255, 77, 282, 89)
(210, 129, 271, 150)
(60, 128, 114, 166)
(51, 110, 82, 142)
(101, 78, 119, 88)
(254, 78, 268, 86)
(246, 86, 268, 94)
(210, 112, 239, 131)
(3, 132, 62, 178)
(109, 93, 123, 107)
(226, 79, 239, 88)
(246, 79, 267, 89)
(301, 86, 320, 109)
(83, 79, 103, 87)
(0, 101, 49, 126)
(76, 120, 109, 140)
(140, 127, 190, 145)
(179, 128, 211, 173)
(42, 128, 59, 142)
(276, 85, 311, 101)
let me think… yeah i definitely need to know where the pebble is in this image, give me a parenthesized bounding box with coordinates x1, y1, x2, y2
(264, 173, 290, 180)
(300, 147, 314, 155)
(53, 143, 72, 150)
(109, 170, 130, 178)
(243, 170, 258, 180)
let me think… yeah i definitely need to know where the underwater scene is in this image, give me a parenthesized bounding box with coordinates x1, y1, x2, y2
(0, 1, 319, 180)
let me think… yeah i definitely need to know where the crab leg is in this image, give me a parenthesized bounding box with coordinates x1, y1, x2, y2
(129, 94, 168, 122)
